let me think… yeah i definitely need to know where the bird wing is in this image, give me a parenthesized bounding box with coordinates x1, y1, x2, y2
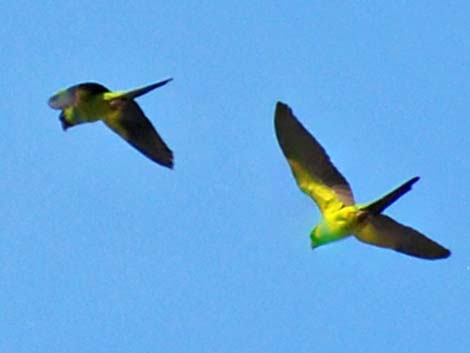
(274, 102, 354, 212)
(354, 214, 450, 259)
(103, 99, 173, 168)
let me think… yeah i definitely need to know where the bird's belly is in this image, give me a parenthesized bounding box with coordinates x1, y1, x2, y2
(77, 115, 101, 124)
(324, 207, 359, 237)
(79, 108, 106, 123)
(321, 222, 350, 241)
(74, 101, 112, 124)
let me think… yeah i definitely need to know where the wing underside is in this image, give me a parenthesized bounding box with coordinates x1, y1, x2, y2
(354, 215, 450, 259)
(275, 102, 354, 211)
(103, 99, 173, 168)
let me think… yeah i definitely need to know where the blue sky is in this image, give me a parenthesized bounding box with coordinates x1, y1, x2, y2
(2, 2, 469, 352)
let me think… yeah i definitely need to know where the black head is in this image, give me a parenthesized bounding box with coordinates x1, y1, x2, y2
(76, 82, 110, 95)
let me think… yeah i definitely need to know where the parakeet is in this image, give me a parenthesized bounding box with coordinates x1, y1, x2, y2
(48, 78, 173, 168)
(275, 101, 450, 260)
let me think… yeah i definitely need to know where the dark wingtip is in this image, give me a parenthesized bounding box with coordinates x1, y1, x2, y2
(156, 151, 174, 169)
(163, 159, 174, 169)
(439, 248, 451, 259)
(275, 101, 290, 114)
(274, 101, 292, 131)
(399, 243, 451, 260)
(426, 248, 451, 260)
(410, 176, 420, 184)
(402, 176, 420, 191)
(164, 149, 174, 169)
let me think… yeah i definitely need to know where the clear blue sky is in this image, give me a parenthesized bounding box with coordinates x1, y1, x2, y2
(2, 2, 469, 352)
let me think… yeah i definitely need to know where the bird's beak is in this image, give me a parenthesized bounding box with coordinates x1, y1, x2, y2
(59, 112, 72, 131)
(48, 94, 61, 109)
(48, 90, 75, 110)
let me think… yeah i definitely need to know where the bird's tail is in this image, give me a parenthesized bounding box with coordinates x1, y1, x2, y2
(124, 78, 173, 100)
(362, 177, 420, 215)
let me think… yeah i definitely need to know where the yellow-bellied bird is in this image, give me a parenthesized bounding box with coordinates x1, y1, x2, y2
(48, 78, 174, 168)
(275, 102, 450, 260)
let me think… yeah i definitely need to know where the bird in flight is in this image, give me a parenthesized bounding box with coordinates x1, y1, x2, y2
(48, 78, 174, 168)
(274, 102, 450, 260)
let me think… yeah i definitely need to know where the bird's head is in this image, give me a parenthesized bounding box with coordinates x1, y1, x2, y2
(48, 88, 76, 110)
(310, 226, 322, 249)
(310, 223, 332, 249)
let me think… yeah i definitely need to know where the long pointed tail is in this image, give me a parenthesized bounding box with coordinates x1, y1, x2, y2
(364, 176, 420, 215)
(124, 78, 173, 100)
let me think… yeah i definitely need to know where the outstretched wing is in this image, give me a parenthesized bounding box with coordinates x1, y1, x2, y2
(103, 99, 173, 168)
(274, 102, 354, 212)
(354, 215, 450, 259)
